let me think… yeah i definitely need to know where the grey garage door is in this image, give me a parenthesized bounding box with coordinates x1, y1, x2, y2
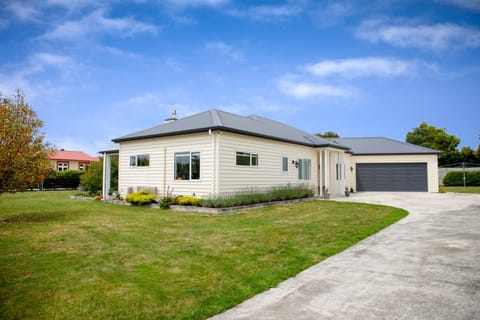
(356, 163, 428, 192)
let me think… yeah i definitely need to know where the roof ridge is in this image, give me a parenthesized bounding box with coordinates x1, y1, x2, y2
(210, 109, 224, 126)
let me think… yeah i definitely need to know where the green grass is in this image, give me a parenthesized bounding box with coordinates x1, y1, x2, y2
(439, 186, 480, 194)
(0, 191, 407, 320)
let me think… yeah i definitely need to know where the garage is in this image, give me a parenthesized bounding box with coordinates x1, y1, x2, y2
(356, 163, 428, 192)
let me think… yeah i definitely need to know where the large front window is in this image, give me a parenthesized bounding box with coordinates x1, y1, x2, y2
(175, 152, 200, 180)
(236, 152, 258, 166)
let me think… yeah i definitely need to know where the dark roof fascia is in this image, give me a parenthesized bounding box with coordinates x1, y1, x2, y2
(112, 126, 351, 150)
(98, 149, 120, 154)
(112, 128, 210, 143)
(352, 152, 441, 156)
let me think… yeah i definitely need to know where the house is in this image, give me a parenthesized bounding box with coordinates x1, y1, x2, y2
(49, 149, 99, 172)
(101, 109, 439, 199)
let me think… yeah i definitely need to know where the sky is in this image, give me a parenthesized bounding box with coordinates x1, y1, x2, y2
(1, 0, 479, 156)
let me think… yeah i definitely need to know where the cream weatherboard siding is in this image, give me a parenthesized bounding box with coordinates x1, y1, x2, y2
(349, 154, 439, 192)
(217, 132, 318, 195)
(118, 132, 214, 198)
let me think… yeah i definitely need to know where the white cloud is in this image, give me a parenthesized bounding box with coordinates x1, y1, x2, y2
(305, 57, 415, 78)
(5, 2, 41, 22)
(164, 0, 229, 8)
(46, 0, 96, 11)
(277, 77, 354, 99)
(205, 41, 243, 61)
(356, 19, 480, 51)
(165, 57, 184, 72)
(310, 1, 357, 28)
(440, 0, 480, 11)
(42, 9, 158, 41)
(227, 4, 302, 21)
(0, 52, 77, 101)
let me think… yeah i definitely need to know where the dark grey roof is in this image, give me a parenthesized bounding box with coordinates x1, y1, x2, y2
(326, 137, 440, 155)
(113, 109, 348, 149)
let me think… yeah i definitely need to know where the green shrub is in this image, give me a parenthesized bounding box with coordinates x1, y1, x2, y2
(443, 170, 480, 186)
(125, 190, 157, 205)
(80, 161, 102, 195)
(160, 196, 175, 209)
(202, 184, 314, 208)
(176, 196, 203, 206)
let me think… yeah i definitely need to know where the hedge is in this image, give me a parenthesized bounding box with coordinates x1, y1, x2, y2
(443, 170, 480, 186)
(42, 170, 84, 190)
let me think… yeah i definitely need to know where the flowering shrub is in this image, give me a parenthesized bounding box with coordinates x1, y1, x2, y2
(125, 189, 156, 205)
(176, 196, 203, 206)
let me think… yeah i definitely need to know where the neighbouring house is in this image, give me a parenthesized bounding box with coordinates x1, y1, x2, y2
(49, 149, 99, 172)
(100, 109, 439, 199)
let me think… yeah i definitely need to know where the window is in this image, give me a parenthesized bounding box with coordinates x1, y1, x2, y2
(282, 157, 288, 172)
(336, 163, 344, 180)
(175, 152, 200, 180)
(58, 162, 68, 171)
(298, 159, 311, 180)
(130, 154, 150, 167)
(79, 163, 89, 170)
(236, 152, 258, 166)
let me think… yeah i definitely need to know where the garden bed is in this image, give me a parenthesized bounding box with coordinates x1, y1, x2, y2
(170, 197, 319, 214)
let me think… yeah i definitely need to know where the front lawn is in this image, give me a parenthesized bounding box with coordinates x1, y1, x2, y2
(439, 186, 480, 194)
(0, 191, 407, 319)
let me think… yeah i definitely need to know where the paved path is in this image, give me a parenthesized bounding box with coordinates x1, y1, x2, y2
(210, 192, 480, 320)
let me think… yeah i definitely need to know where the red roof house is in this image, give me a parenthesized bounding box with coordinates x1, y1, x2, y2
(49, 149, 99, 171)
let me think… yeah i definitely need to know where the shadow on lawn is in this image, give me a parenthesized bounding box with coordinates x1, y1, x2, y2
(1, 211, 67, 224)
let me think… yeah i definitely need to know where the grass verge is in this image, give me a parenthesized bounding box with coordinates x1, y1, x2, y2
(439, 186, 480, 194)
(0, 191, 407, 319)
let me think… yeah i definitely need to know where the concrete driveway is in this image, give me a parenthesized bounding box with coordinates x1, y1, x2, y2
(210, 192, 480, 320)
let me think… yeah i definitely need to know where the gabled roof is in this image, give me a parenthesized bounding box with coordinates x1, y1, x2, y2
(49, 150, 99, 162)
(112, 109, 349, 149)
(326, 137, 441, 155)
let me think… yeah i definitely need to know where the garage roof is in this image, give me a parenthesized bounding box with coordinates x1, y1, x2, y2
(326, 137, 441, 155)
(113, 109, 349, 149)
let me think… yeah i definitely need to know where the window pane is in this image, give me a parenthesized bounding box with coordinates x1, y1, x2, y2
(251, 154, 258, 166)
(137, 154, 150, 167)
(306, 159, 311, 180)
(130, 156, 136, 167)
(282, 157, 288, 172)
(191, 152, 200, 180)
(298, 159, 302, 179)
(236, 152, 251, 166)
(175, 153, 190, 180)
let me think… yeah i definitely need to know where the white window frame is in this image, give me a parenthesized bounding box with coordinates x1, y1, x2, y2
(236, 152, 259, 167)
(282, 157, 289, 172)
(298, 159, 311, 180)
(129, 154, 150, 167)
(174, 151, 200, 180)
(58, 162, 68, 171)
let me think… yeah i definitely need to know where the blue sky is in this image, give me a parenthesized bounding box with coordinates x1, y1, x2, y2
(1, 0, 479, 156)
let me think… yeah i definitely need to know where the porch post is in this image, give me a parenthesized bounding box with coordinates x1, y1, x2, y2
(319, 150, 323, 196)
(340, 151, 346, 194)
(102, 153, 111, 200)
(324, 149, 330, 193)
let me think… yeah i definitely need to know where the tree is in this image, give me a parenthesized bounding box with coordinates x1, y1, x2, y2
(315, 131, 340, 138)
(0, 91, 53, 195)
(80, 156, 118, 195)
(79, 160, 102, 195)
(406, 121, 460, 166)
